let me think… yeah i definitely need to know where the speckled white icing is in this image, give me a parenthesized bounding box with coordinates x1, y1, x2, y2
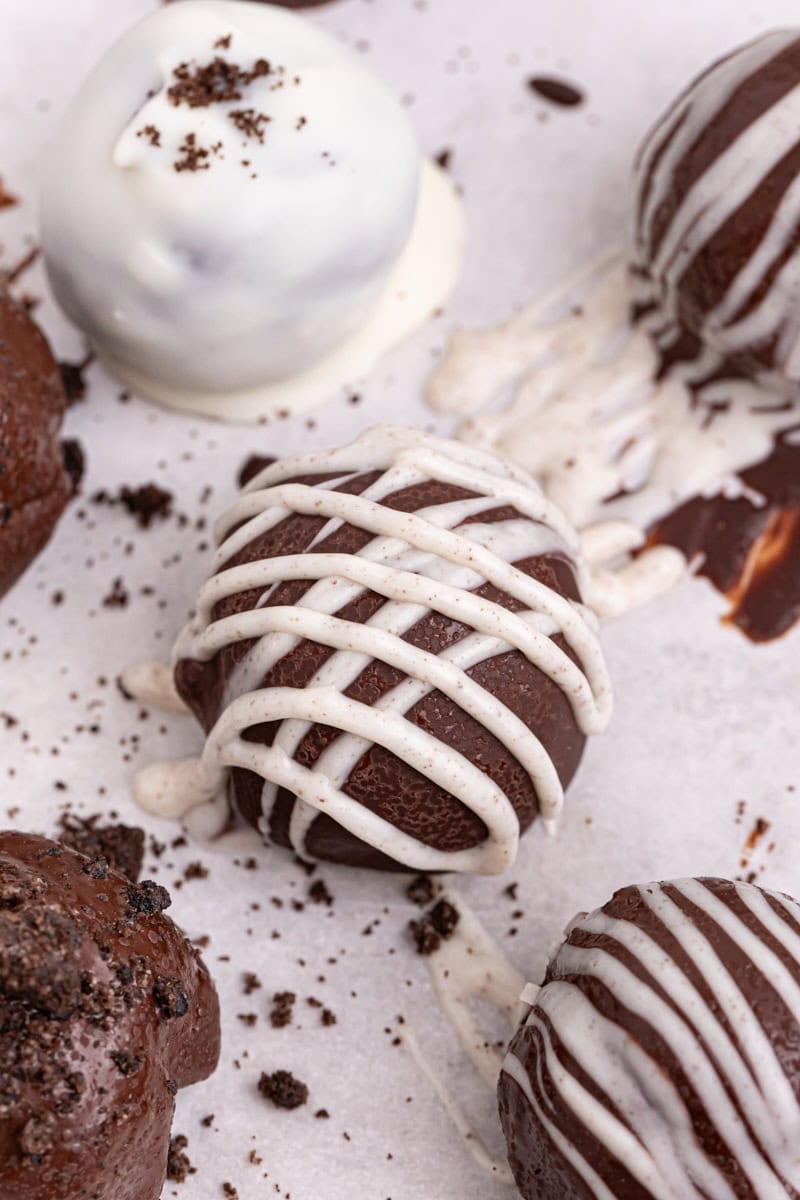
(402, 888, 523, 1185)
(133, 425, 613, 874)
(428, 256, 799, 535)
(502, 878, 800, 1198)
(41, 0, 464, 419)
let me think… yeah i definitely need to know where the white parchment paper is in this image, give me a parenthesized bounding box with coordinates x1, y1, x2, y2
(2, 2, 800, 1198)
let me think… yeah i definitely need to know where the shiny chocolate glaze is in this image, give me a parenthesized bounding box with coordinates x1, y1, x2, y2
(0, 292, 71, 601)
(0, 832, 220, 1200)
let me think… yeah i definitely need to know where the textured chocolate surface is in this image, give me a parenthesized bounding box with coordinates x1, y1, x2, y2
(499, 877, 800, 1199)
(0, 832, 219, 1200)
(176, 469, 587, 871)
(0, 291, 71, 601)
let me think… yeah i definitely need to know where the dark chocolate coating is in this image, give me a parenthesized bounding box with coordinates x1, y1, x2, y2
(633, 32, 800, 379)
(498, 877, 800, 1199)
(0, 832, 220, 1200)
(0, 292, 71, 601)
(176, 469, 587, 871)
(648, 427, 800, 642)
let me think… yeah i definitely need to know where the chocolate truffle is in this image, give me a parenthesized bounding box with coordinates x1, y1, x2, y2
(41, 0, 464, 421)
(142, 426, 612, 873)
(633, 29, 800, 382)
(0, 831, 220, 1200)
(0, 291, 71, 601)
(499, 877, 800, 1198)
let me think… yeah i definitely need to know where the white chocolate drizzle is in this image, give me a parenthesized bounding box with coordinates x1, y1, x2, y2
(401, 889, 525, 1185)
(502, 878, 800, 1198)
(634, 29, 800, 381)
(133, 426, 612, 873)
(428, 256, 800, 537)
(120, 660, 188, 715)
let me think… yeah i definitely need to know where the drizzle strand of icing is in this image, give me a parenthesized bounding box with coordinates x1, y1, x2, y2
(135, 426, 612, 873)
(502, 878, 800, 1197)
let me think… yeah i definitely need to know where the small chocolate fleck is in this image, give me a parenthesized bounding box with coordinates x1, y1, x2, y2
(62, 439, 86, 494)
(258, 1069, 309, 1109)
(166, 1134, 193, 1182)
(270, 990, 296, 1028)
(528, 75, 585, 107)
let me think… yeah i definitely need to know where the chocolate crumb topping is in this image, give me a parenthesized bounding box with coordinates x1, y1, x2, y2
(18, 1114, 58, 1164)
(0, 833, 219, 1199)
(58, 353, 93, 406)
(409, 898, 460, 956)
(258, 1069, 309, 1110)
(229, 108, 271, 142)
(409, 917, 441, 956)
(269, 991, 296, 1028)
(166, 1134, 193, 1182)
(153, 975, 190, 1019)
(102, 577, 129, 609)
(174, 132, 212, 173)
(62, 439, 86, 494)
(127, 879, 172, 916)
(429, 898, 460, 938)
(138, 124, 162, 147)
(168, 56, 271, 109)
(0, 905, 83, 1017)
(406, 875, 435, 907)
(81, 857, 109, 880)
(308, 879, 333, 907)
(110, 1050, 143, 1077)
(120, 483, 174, 529)
(242, 971, 262, 995)
(59, 813, 145, 881)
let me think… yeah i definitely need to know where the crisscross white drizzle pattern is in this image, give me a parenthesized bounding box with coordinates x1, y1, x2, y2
(502, 878, 800, 1198)
(143, 426, 612, 873)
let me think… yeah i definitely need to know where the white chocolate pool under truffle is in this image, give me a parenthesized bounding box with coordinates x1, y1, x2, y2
(40, 0, 464, 420)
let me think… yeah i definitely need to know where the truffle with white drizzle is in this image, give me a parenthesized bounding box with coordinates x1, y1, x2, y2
(135, 425, 612, 873)
(634, 28, 800, 385)
(499, 876, 800, 1199)
(40, 0, 464, 421)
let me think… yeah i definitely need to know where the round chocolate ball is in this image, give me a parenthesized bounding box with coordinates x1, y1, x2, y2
(0, 291, 71, 601)
(633, 29, 800, 382)
(171, 426, 611, 873)
(499, 876, 800, 1198)
(0, 831, 220, 1200)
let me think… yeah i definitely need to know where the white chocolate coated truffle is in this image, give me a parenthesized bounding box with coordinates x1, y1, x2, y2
(41, 0, 464, 419)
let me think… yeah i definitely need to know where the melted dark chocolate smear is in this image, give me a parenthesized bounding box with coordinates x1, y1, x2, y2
(648, 426, 800, 642)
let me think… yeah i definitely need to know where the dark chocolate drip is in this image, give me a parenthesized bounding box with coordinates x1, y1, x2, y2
(647, 425, 800, 642)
